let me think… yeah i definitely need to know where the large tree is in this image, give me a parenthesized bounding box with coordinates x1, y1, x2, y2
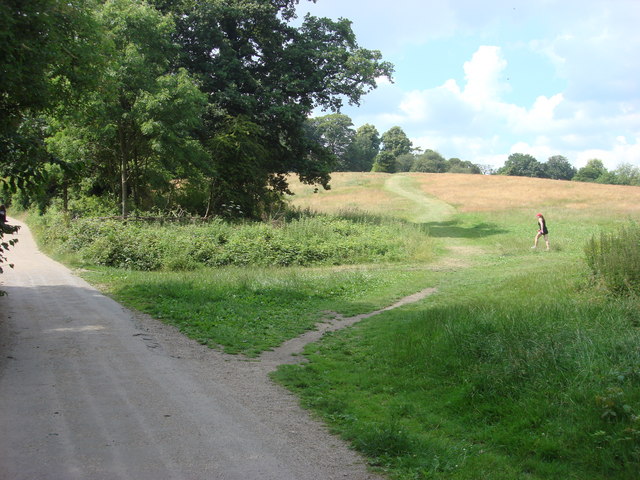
(0, 0, 99, 192)
(47, 0, 207, 216)
(348, 124, 381, 172)
(612, 163, 640, 186)
(544, 155, 576, 180)
(372, 126, 412, 173)
(411, 149, 447, 173)
(152, 0, 393, 216)
(305, 114, 355, 172)
(574, 159, 609, 183)
(498, 153, 546, 178)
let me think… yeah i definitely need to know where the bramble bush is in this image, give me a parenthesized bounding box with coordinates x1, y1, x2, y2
(27, 208, 431, 270)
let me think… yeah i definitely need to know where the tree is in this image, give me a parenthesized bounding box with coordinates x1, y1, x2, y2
(371, 151, 396, 173)
(497, 153, 546, 178)
(394, 153, 415, 172)
(347, 124, 380, 171)
(544, 155, 576, 180)
(48, 0, 207, 216)
(411, 149, 446, 173)
(305, 114, 355, 172)
(446, 158, 482, 174)
(574, 159, 608, 183)
(0, 0, 100, 194)
(0, 0, 98, 279)
(380, 126, 413, 159)
(154, 0, 393, 216)
(612, 163, 640, 186)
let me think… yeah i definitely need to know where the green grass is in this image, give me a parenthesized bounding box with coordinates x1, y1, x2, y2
(27, 208, 434, 270)
(273, 254, 640, 479)
(83, 265, 437, 356)
(27, 174, 640, 478)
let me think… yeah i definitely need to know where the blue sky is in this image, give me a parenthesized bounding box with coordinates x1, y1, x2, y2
(295, 0, 640, 169)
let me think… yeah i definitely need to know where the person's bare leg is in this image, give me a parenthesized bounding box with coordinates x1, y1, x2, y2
(544, 234, 550, 250)
(532, 232, 541, 248)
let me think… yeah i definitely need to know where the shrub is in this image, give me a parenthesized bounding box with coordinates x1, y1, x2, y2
(28, 210, 432, 271)
(585, 223, 640, 295)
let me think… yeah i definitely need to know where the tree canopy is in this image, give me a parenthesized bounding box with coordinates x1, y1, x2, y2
(1, 0, 393, 218)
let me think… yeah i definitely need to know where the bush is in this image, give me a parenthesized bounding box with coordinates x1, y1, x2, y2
(585, 223, 640, 295)
(27, 210, 432, 271)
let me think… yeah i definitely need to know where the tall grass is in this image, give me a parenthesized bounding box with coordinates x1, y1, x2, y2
(27, 207, 434, 270)
(585, 222, 640, 295)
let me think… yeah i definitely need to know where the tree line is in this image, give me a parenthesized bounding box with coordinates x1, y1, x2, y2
(309, 113, 640, 186)
(0, 0, 392, 218)
(306, 115, 484, 174)
(496, 153, 640, 186)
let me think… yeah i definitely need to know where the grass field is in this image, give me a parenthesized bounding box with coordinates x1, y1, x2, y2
(36, 172, 640, 479)
(277, 173, 640, 479)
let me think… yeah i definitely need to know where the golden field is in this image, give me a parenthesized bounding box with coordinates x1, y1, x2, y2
(287, 172, 640, 218)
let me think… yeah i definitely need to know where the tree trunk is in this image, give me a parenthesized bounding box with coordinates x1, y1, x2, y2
(118, 124, 128, 218)
(121, 156, 127, 218)
(62, 180, 68, 213)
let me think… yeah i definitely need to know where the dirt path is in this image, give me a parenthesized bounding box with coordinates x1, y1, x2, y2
(0, 220, 435, 480)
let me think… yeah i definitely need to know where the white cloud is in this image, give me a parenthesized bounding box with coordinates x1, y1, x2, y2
(461, 46, 509, 106)
(366, 43, 640, 168)
(304, 0, 640, 169)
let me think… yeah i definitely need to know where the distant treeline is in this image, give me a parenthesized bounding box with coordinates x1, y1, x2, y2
(310, 113, 640, 186)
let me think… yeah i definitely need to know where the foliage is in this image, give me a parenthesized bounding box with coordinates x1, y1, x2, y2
(446, 157, 482, 174)
(612, 163, 640, 186)
(29, 208, 432, 271)
(373, 126, 413, 171)
(46, 0, 208, 217)
(545, 155, 576, 180)
(154, 0, 393, 216)
(2, 0, 394, 219)
(0, 0, 100, 196)
(497, 152, 546, 177)
(585, 222, 640, 295)
(574, 159, 610, 183)
(305, 114, 356, 171)
(371, 151, 397, 173)
(348, 124, 381, 172)
(380, 126, 413, 158)
(411, 149, 447, 173)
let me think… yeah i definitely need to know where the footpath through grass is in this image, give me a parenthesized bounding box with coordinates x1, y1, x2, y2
(83, 265, 436, 357)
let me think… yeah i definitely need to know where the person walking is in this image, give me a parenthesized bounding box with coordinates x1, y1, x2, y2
(532, 213, 549, 250)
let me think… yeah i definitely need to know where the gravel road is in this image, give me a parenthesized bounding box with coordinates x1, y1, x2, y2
(0, 219, 397, 480)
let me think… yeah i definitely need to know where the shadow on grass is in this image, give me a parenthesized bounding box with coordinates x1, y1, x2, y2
(421, 219, 509, 239)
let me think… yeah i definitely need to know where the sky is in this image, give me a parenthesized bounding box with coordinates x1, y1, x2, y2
(294, 0, 640, 170)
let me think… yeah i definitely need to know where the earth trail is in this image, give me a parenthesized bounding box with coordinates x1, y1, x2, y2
(0, 219, 436, 480)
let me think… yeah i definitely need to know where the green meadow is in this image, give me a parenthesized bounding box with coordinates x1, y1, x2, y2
(29, 172, 640, 479)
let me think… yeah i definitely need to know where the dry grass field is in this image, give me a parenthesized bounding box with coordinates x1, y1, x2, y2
(287, 172, 640, 219)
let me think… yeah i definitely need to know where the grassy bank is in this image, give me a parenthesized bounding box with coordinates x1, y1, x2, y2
(27, 209, 434, 270)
